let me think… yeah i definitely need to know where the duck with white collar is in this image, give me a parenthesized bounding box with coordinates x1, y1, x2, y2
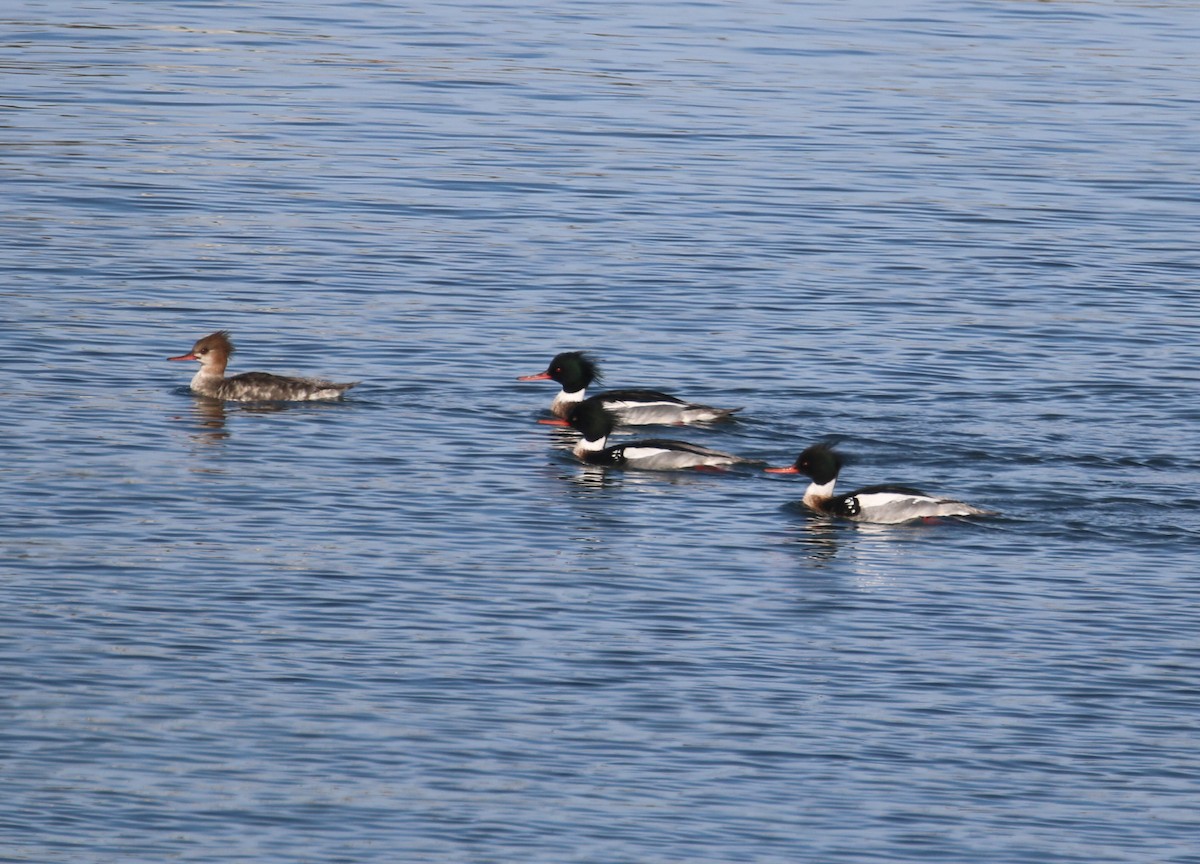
(765, 443, 993, 524)
(560, 398, 752, 471)
(518, 351, 740, 425)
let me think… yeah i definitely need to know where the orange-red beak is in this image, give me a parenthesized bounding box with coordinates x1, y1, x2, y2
(537, 417, 571, 426)
(517, 371, 552, 381)
(168, 353, 198, 362)
(764, 465, 799, 474)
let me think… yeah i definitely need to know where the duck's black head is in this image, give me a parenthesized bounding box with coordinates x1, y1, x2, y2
(544, 351, 601, 392)
(794, 443, 843, 485)
(566, 396, 617, 441)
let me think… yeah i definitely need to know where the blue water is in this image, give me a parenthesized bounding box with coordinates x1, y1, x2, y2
(3, 1, 1199, 861)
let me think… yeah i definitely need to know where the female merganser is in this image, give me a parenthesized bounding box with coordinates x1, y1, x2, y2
(517, 351, 740, 425)
(168, 331, 358, 401)
(562, 398, 752, 470)
(765, 443, 993, 524)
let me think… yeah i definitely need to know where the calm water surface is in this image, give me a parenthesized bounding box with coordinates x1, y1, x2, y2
(3, 1, 1199, 861)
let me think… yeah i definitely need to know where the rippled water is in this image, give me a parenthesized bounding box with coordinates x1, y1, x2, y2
(3, 1, 1199, 861)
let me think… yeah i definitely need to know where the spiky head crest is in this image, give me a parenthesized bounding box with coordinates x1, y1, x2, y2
(545, 351, 602, 390)
(192, 330, 235, 357)
(795, 443, 844, 485)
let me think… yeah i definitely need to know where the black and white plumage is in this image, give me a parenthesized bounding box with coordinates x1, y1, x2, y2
(765, 443, 993, 524)
(518, 351, 740, 425)
(168, 331, 358, 402)
(566, 398, 751, 471)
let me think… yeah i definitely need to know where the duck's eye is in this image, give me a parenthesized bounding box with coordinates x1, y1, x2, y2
(198, 349, 208, 355)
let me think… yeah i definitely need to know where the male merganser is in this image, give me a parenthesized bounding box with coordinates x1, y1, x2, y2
(517, 351, 740, 425)
(168, 331, 358, 401)
(562, 398, 752, 470)
(765, 443, 993, 524)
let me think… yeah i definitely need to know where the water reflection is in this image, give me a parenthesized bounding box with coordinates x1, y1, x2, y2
(176, 396, 310, 444)
(780, 516, 904, 589)
(564, 463, 619, 490)
(542, 425, 579, 453)
(185, 396, 229, 442)
(560, 462, 759, 496)
(777, 505, 941, 578)
(779, 510, 843, 563)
